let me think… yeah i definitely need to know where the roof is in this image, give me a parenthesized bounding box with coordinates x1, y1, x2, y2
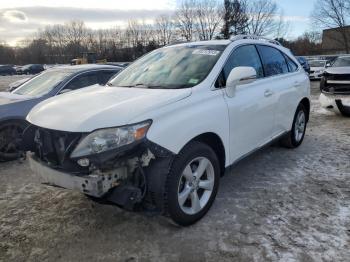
(48, 64, 121, 72)
(168, 39, 232, 47)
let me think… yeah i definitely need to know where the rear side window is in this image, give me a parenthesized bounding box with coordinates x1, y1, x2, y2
(216, 45, 264, 88)
(285, 55, 298, 72)
(256, 45, 289, 77)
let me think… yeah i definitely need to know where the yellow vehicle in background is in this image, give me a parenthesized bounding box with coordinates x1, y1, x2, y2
(71, 52, 107, 65)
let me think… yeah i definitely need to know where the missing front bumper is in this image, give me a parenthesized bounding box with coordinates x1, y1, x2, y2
(28, 153, 120, 197)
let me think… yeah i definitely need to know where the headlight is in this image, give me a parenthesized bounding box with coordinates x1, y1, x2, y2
(71, 120, 152, 158)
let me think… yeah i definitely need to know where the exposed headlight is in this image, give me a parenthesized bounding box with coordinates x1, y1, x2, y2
(71, 120, 152, 158)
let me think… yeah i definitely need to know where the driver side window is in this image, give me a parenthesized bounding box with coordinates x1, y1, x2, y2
(215, 45, 264, 88)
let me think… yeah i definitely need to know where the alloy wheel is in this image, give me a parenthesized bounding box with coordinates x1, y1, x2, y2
(177, 157, 215, 215)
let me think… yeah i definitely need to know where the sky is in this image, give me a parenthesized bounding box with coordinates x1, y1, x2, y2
(0, 0, 317, 46)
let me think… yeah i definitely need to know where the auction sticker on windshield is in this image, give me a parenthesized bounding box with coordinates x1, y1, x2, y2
(192, 49, 220, 56)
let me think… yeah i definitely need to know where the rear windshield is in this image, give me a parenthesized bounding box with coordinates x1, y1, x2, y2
(109, 45, 226, 89)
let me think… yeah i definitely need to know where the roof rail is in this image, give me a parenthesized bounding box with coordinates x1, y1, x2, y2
(230, 34, 281, 46)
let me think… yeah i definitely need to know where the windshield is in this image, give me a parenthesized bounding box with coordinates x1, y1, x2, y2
(13, 70, 73, 96)
(109, 45, 226, 89)
(332, 57, 350, 67)
(309, 60, 326, 67)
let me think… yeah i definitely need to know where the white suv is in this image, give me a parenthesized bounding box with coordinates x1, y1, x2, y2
(25, 35, 310, 226)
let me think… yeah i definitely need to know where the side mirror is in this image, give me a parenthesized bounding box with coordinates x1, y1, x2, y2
(325, 62, 331, 68)
(58, 89, 72, 95)
(226, 67, 257, 97)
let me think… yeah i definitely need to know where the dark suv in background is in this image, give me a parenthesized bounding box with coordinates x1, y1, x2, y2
(16, 64, 45, 75)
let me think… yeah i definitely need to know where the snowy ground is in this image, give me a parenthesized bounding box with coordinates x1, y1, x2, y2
(0, 78, 349, 262)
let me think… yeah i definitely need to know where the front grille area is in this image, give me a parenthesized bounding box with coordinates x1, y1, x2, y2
(322, 73, 350, 94)
(325, 73, 350, 81)
(27, 126, 87, 173)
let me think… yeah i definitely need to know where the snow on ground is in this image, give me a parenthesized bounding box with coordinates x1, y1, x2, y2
(0, 79, 349, 262)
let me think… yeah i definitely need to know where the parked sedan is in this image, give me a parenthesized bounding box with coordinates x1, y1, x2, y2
(0, 64, 121, 161)
(16, 64, 44, 75)
(0, 65, 16, 75)
(308, 60, 327, 80)
(319, 56, 350, 116)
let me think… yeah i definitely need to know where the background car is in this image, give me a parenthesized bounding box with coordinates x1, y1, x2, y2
(319, 56, 350, 116)
(0, 64, 122, 161)
(16, 64, 45, 75)
(308, 60, 327, 80)
(0, 65, 16, 76)
(296, 57, 311, 74)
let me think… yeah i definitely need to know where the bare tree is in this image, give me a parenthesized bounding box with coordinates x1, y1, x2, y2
(155, 15, 174, 45)
(195, 0, 223, 40)
(312, 0, 350, 53)
(175, 0, 197, 41)
(246, 0, 284, 36)
(221, 0, 249, 38)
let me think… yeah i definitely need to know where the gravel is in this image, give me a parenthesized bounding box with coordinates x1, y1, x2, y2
(0, 78, 349, 262)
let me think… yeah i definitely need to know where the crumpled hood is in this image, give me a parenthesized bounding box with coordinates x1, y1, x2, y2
(325, 67, 350, 75)
(0, 92, 33, 106)
(27, 85, 192, 132)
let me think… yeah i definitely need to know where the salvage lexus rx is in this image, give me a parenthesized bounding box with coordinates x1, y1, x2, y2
(24, 35, 310, 226)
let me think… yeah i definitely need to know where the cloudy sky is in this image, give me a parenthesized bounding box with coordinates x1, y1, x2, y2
(0, 0, 316, 46)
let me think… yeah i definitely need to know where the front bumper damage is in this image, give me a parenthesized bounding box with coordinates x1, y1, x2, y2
(24, 125, 174, 211)
(28, 152, 123, 197)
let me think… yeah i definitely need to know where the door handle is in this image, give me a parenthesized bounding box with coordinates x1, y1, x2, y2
(264, 89, 273, 97)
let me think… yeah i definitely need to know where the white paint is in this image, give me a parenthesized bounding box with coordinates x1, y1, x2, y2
(27, 38, 310, 167)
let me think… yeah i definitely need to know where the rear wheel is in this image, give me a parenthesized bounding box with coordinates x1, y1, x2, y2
(281, 104, 307, 148)
(0, 121, 27, 161)
(335, 100, 350, 117)
(164, 141, 220, 226)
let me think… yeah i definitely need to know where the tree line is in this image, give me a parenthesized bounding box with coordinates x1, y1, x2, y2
(0, 0, 349, 65)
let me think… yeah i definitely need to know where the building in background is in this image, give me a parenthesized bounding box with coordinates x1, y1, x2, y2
(322, 26, 350, 54)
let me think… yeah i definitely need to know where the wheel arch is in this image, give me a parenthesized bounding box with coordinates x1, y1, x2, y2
(186, 132, 226, 176)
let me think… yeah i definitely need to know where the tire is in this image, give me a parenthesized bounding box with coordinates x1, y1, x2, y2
(335, 100, 350, 117)
(281, 104, 307, 148)
(163, 141, 220, 226)
(0, 121, 27, 161)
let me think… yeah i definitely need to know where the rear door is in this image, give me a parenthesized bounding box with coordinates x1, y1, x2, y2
(220, 45, 276, 162)
(256, 45, 300, 135)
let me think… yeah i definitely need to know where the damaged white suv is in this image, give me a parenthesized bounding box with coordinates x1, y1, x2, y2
(25, 35, 310, 226)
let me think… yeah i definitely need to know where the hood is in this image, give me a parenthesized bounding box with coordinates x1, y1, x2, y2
(325, 67, 350, 75)
(27, 85, 192, 132)
(0, 92, 33, 106)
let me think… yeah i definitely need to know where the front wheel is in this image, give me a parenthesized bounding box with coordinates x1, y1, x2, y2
(164, 141, 220, 226)
(0, 121, 27, 161)
(281, 104, 307, 148)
